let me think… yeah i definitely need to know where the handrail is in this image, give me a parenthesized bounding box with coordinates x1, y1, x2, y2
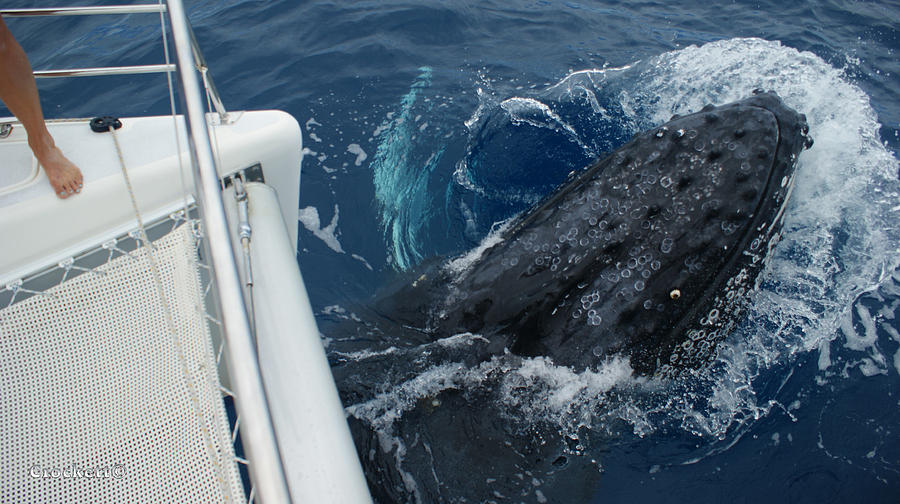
(33, 64, 175, 78)
(0, 5, 166, 16)
(0, 4, 228, 121)
(164, 1, 292, 503)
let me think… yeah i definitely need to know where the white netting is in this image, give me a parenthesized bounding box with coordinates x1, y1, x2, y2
(0, 223, 246, 503)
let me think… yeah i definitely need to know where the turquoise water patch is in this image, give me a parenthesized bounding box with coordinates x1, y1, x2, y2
(371, 66, 444, 270)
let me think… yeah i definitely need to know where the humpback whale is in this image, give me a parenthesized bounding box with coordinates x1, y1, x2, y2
(331, 91, 813, 501)
(363, 91, 813, 376)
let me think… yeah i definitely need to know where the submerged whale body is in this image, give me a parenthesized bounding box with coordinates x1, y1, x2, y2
(368, 91, 813, 375)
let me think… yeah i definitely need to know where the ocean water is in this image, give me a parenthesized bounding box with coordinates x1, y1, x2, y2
(4, 1, 900, 502)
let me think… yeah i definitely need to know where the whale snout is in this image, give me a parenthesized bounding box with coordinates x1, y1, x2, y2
(745, 89, 814, 164)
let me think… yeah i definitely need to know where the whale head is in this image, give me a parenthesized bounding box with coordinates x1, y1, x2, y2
(393, 91, 815, 375)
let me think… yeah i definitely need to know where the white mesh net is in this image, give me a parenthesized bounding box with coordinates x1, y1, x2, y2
(0, 223, 246, 502)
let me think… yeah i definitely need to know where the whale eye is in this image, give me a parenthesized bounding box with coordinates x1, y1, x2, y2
(669, 289, 682, 300)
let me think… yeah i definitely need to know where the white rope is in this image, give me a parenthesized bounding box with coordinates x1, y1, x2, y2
(108, 125, 234, 503)
(203, 72, 228, 192)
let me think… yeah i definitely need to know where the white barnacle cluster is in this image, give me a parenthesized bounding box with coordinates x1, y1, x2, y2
(499, 256, 520, 268)
(660, 237, 674, 254)
(632, 169, 660, 198)
(517, 167, 679, 328)
(512, 231, 557, 273)
(577, 290, 603, 326)
(575, 169, 679, 325)
(667, 264, 757, 369)
(513, 112, 774, 342)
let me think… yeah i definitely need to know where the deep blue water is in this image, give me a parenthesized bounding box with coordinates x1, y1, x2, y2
(4, 1, 900, 502)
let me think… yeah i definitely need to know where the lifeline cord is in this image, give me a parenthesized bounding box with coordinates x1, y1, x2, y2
(108, 124, 233, 502)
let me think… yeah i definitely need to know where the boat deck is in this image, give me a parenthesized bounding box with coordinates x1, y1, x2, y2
(0, 110, 301, 286)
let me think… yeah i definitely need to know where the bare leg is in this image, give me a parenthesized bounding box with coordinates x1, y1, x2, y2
(0, 15, 83, 199)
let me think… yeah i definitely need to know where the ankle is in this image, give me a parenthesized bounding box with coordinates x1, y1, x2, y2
(28, 132, 56, 160)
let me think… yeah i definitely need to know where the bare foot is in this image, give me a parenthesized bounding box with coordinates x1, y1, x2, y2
(35, 144, 83, 199)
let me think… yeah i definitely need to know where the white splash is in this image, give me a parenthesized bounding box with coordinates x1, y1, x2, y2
(347, 143, 368, 166)
(443, 217, 515, 276)
(298, 205, 345, 253)
(464, 87, 492, 131)
(500, 97, 594, 155)
(351, 253, 374, 271)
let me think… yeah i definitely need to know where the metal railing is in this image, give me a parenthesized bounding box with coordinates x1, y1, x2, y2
(0, 3, 291, 503)
(1, 4, 228, 121)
